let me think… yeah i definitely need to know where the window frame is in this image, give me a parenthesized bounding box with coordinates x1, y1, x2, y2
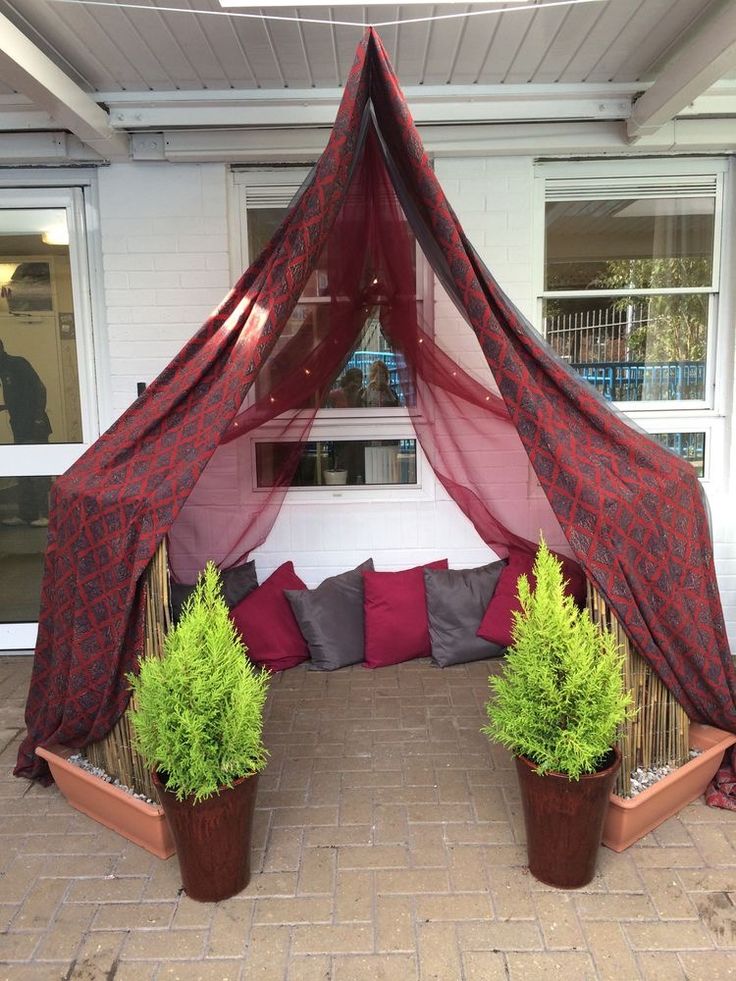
(533, 158, 731, 486)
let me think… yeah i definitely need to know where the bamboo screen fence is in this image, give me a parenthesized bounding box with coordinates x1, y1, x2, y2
(84, 543, 690, 800)
(85, 538, 171, 802)
(588, 582, 689, 796)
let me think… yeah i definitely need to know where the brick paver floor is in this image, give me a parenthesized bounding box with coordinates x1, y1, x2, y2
(1, 653, 735, 980)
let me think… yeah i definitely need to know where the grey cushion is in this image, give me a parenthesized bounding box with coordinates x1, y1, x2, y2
(170, 560, 259, 623)
(285, 559, 374, 671)
(424, 561, 506, 667)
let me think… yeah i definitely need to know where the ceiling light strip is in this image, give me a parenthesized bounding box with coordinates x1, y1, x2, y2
(48, 0, 607, 31)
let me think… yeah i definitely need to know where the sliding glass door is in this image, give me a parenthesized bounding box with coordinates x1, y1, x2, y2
(0, 188, 99, 649)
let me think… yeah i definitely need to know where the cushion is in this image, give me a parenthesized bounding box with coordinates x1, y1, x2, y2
(363, 559, 448, 669)
(170, 559, 259, 623)
(229, 561, 308, 672)
(424, 562, 506, 667)
(476, 549, 587, 649)
(284, 559, 374, 671)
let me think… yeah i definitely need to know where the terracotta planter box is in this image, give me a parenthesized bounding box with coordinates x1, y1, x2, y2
(36, 745, 175, 860)
(603, 723, 736, 852)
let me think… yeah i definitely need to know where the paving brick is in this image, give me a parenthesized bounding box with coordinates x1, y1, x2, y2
(334, 868, 374, 922)
(462, 950, 508, 981)
(678, 950, 736, 979)
(506, 951, 597, 979)
(691, 891, 736, 948)
(297, 845, 335, 895)
(338, 844, 409, 869)
(581, 920, 642, 980)
(253, 896, 332, 925)
(157, 962, 244, 980)
(32, 902, 94, 962)
(111, 962, 158, 980)
(373, 803, 409, 845)
(331, 954, 418, 980)
(286, 955, 332, 980)
(457, 920, 543, 951)
(291, 922, 374, 955)
(574, 892, 658, 921)
(65, 875, 148, 904)
(0, 932, 42, 962)
(92, 901, 176, 931)
(407, 826, 450, 869)
(416, 892, 493, 922)
(207, 900, 255, 957)
(121, 928, 207, 960)
(637, 950, 687, 979)
(631, 846, 704, 869)
(70, 930, 126, 979)
(624, 919, 714, 950)
(416, 920, 463, 980)
(9, 879, 67, 931)
(375, 894, 414, 952)
(488, 867, 536, 918)
(637, 869, 698, 919)
(534, 892, 585, 949)
(262, 826, 304, 872)
(374, 869, 450, 895)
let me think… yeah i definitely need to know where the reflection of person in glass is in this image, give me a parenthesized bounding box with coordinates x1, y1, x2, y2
(364, 359, 400, 407)
(327, 367, 364, 408)
(0, 340, 52, 527)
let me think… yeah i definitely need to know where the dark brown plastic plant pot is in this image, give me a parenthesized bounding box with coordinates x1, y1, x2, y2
(153, 770, 259, 903)
(515, 747, 621, 889)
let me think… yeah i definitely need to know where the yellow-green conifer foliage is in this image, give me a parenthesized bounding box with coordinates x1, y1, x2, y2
(483, 540, 632, 780)
(128, 562, 270, 802)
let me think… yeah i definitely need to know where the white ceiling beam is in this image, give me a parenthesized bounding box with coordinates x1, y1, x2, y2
(130, 117, 736, 164)
(0, 12, 129, 160)
(105, 82, 637, 129)
(628, 0, 736, 141)
(0, 131, 103, 164)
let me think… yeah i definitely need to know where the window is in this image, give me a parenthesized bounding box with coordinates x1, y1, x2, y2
(233, 168, 430, 494)
(537, 161, 731, 485)
(650, 432, 706, 478)
(541, 174, 719, 407)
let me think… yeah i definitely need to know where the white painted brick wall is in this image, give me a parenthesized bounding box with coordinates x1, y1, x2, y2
(98, 162, 231, 421)
(96, 156, 736, 650)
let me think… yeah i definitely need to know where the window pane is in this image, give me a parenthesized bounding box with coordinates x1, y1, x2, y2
(545, 197, 715, 291)
(544, 295, 706, 401)
(256, 439, 417, 487)
(0, 209, 83, 444)
(651, 432, 705, 477)
(324, 311, 411, 409)
(0, 473, 54, 622)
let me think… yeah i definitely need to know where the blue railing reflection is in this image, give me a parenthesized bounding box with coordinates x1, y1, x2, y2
(572, 361, 705, 401)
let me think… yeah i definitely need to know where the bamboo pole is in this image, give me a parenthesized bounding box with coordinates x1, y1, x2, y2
(85, 538, 171, 800)
(587, 582, 689, 796)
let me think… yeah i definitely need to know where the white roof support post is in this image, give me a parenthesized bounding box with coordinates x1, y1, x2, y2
(627, 0, 736, 142)
(0, 12, 129, 160)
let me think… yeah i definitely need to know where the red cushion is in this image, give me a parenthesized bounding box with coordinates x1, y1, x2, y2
(230, 562, 308, 672)
(363, 560, 448, 669)
(476, 549, 587, 649)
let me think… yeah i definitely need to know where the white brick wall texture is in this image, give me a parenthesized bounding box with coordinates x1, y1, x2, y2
(97, 156, 736, 650)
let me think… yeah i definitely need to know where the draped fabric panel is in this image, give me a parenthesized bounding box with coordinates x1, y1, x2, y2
(16, 30, 736, 797)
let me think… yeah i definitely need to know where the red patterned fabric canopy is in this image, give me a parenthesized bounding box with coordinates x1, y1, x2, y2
(16, 30, 736, 800)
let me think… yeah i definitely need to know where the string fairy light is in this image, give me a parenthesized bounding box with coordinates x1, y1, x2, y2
(48, 0, 607, 31)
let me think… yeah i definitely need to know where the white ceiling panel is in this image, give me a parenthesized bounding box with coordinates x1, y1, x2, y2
(504, 4, 570, 84)
(0, 0, 732, 99)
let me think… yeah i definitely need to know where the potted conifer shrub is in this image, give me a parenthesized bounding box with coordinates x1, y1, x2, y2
(127, 561, 270, 903)
(483, 539, 633, 889)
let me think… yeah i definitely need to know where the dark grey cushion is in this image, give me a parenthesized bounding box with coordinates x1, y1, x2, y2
(424, 561, 506, 667)
(170, 560, 259, 623)
(285, 559, 374, 671)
